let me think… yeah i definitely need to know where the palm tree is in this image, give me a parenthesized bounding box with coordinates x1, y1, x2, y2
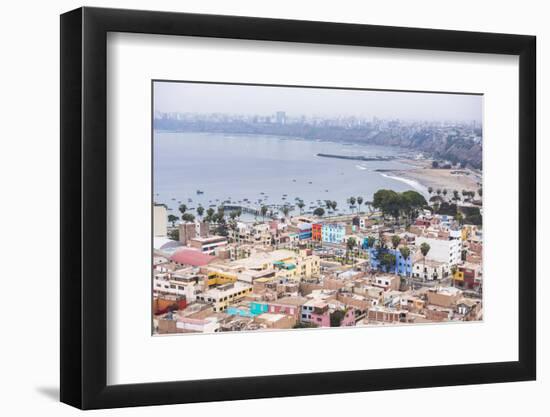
(260, 205, 268, 221)
(281, 205, 290, 219)
(349, 196, 356, 213)
(428, 186, 433, 195)
(236, 208, 242, 219)
(478, 188, 483, 198)
(297, 200, 305, 214)
(420, 242, 431, 274)
(436, 189, 442, 197)
(357, 196, 363, 213)
(399, 245, 411, 261)
(325, 200, 332, 210)
(196, 205, 204, 220)
(331, 201, 338, 212)
(206, 207, 215, 222)
(391, 234, 401, 249)
(442, 189, 448, 199)
(178, 203, 187, 219)
(399, 245, 411, 279)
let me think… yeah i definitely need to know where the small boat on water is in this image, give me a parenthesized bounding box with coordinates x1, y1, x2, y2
(196, 190, 204, 195)
(308, 181, 312, 184)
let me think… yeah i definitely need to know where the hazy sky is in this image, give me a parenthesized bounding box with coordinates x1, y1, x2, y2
(154, 81, 483, 122)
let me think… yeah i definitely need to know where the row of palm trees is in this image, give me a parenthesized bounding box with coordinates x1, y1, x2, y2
(170, 192, 380, 227)
(346, 196, 373, 214)
(427, 187, 482, 202)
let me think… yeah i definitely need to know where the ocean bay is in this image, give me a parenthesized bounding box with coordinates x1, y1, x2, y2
(153, 131, 426, 218)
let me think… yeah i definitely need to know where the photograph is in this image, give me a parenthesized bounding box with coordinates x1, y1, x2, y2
(152, 81, 484, 335)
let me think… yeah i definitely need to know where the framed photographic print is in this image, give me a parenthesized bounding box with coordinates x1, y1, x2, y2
(60, 7, 536, 410)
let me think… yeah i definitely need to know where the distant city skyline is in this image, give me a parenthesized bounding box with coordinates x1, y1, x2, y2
(154, 81, 483, 123)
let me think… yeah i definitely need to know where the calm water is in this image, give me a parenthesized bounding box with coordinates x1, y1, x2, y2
(154, 132, 425, 220)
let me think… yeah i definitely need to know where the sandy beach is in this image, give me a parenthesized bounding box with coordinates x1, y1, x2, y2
(379, 159, 482, 193)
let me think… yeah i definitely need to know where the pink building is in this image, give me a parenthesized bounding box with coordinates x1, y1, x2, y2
(302, 300, 330, 327)
(340, 308, 356, 326)
(266, 296, 307, 320)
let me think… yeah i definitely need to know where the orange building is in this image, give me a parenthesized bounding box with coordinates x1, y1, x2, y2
(312, 223, 322, 241)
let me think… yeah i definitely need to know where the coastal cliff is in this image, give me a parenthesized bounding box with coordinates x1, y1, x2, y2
(154, 118, 483, 169)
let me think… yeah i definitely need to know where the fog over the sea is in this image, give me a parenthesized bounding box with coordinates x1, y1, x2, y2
(154, 81, 483, 123)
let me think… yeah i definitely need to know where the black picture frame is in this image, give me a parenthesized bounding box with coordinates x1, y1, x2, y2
(60, 6, 536, 410)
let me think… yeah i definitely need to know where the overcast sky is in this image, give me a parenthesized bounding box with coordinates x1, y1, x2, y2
(154, 81, 482, 122)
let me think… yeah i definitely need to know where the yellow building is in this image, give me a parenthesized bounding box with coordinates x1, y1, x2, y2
(205, 269, 238, 287)
(232, 249, 320, 282)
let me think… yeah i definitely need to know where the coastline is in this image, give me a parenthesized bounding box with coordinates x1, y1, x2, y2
(376, 159, 481, 193)
(378, 172, 429, 197)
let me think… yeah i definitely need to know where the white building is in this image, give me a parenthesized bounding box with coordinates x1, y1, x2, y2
(415, 236, 461, 265)
(412, 259, 450, 281)
(175, 316, 220, 333)
(195, 281, 253, 312)
(153, 268, 202, 302)
(153, 204, 168, 237)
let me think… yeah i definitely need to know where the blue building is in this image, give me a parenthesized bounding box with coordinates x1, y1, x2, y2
(250, 301, 269, 315)
(322, 223, 346, 244)
(368, 247, 412, 277)
(227, 301, 269, 317)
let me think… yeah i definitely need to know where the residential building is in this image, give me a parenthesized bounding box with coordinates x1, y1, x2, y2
(255, 313, 296, 329)
(189, 235, 228, 255)
(229, 222, 272, 246)
(368, 247, 413, 277)
(371, 275, 401, 291)
(195, 221, 209, 238)
(426, 287, 463, 308)
(266, 296, 307, 319)
(322, 223, 346, 244)
(367, 306, 408, 323)
(297, 222, 313, 240)
(412, 259, 450, 281)
(153, 204, 168, 237)
(452, 262, 482, 289)
(195, 281, 253, 312)
(415, 236, 462, 265)
(232, 249, 320, 282)
(301, 299, 330, 326)
(312, 223, 322, 241)
(178, 222, 196, 245)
